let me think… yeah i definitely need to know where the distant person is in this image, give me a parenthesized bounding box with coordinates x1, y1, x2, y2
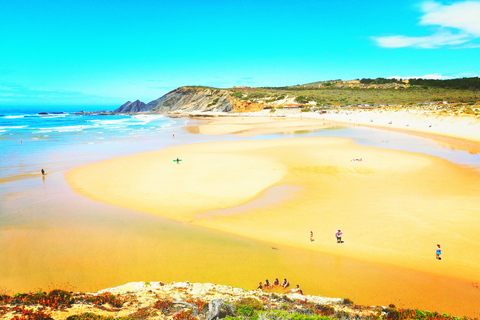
(41, 169, 45, 175)
(335, 229, 343, 243)
(310, 231, 314, 242)
(264, 279, 270, 288)
(281, 278, 290, 288)
(436, 244, 442, 260)
(273, 278, 279, 286)
(173, 134, 175, 139)
(175, 158, 180, 164)
(257, 282, 263, 290)
(289, 284, 303, 295)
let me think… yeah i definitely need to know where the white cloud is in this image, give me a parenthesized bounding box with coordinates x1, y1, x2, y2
(374, 1, 480, 48)
(421, 1, 480, 36)
(388, 73, 452, 79)
(375, 31, 470, 48)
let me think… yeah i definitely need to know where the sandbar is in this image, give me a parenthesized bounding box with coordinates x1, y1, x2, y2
(67, 134, 480, 282)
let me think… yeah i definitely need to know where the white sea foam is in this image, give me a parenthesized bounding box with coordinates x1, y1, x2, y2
(0, 126, 28, 129)
(4, 115, 25, 119)
(97, 119, 130, 125)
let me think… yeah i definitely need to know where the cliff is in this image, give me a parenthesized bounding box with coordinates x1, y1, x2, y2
(114, 100, 147, 113)
(147, 87, 234, 113)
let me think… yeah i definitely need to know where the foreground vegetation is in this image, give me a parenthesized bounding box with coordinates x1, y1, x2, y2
(0, 288, 477, 320)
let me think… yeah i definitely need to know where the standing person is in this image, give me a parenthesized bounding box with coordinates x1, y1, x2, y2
(41, 169, 45, 175)
(436, 244, 442, 260)
(310, 231, 314, 242)
(335, 229, 343, 243)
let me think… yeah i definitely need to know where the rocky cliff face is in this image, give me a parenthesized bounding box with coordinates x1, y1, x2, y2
(114, 100, 147, 113)
(114, 87, 269, 114)
(147, 87, 234, 113)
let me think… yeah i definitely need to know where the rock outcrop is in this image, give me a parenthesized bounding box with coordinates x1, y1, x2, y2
(114, 100, 147, 113)
(147, 87, 234, 113)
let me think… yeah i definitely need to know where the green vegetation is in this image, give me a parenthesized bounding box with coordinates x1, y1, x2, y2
(229, 77, 480, 108)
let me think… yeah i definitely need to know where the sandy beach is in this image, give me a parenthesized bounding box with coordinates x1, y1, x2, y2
(65, 114, 480, 316)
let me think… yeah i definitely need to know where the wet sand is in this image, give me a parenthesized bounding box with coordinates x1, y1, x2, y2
(65, 118, 480, 317)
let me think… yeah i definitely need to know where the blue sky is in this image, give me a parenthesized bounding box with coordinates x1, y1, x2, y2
(1, 0, 479, 106)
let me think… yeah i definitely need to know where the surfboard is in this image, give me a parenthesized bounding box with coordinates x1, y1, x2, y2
(173, 159, 182, 162)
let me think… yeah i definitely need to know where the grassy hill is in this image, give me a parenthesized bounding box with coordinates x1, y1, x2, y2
(231, 77, 480, 107)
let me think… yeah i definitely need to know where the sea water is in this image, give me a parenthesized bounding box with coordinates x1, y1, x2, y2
(0, 107, 189, 182)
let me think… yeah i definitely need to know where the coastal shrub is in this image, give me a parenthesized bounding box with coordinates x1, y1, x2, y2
(231, 92, 243, 98)
(11, 309, 53, 320)
(66, 314, 135, 320)
(66, 313, 105, 320)
(153, 298, 174, 310)
(185, 298, 207, 313)
(40, 289, 74, 308)
(312, 304, 335, 316)
(0, 294, 10, 302)
(295, 96, 310, 104)
(290, 313, 331, 320)
(236, 305, 254, 317)
(128, 306, 157, 319)
(342, 298, 354, 305)
(235, 298, 263, 311)
(172, 310, 197, 320)
(84, 292, 124, 308)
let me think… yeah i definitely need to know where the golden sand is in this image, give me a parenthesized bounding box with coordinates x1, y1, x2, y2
(65, 116, 480, 316)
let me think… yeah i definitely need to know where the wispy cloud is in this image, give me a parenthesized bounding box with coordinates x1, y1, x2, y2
(388, 73, 452, 79)
(373, 1, 480, 49)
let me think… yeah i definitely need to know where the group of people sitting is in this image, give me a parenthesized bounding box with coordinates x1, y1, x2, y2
(256, 278, 303, 294)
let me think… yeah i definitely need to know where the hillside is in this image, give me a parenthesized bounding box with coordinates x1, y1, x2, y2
(0, 281, 475, 320)
(113, 77, 480, 115)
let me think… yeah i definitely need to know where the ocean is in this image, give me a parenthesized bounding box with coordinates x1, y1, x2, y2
(0, 107, 189, 182)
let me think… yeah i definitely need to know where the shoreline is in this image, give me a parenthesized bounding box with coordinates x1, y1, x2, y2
(177, 108, 480, 150)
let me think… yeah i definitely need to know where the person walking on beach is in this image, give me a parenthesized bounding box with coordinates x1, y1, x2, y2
(436, 244, 442, 260)
(310, 231, 314, 242)
(335, 229, 343, 243)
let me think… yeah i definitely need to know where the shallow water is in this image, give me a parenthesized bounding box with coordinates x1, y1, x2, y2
(1, 114, 480, 317)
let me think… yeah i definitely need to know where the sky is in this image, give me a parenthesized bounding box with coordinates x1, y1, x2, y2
(1, 0, 480, 107)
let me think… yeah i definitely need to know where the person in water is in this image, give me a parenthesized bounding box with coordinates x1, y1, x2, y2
(273, 278, 280, 286)
(436, 244, 442, 260)
(41, 169, 45, 175)
(257, 282, 263, 290)
(281, 278, 290, 288)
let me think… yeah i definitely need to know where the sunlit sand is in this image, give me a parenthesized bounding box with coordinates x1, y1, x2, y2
(64, 116, 480, 316)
